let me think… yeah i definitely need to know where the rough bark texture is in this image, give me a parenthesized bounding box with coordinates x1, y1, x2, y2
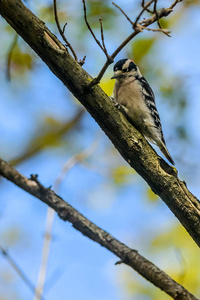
(0, 0, 200, 247)
(0, 159, 197, 300)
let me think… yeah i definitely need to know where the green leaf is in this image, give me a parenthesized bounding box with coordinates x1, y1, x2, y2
(131, 37, 156, 64)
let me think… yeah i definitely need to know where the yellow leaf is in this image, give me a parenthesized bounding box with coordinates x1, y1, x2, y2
(100, 78, 115, 96)
(147, 187, 158, 202)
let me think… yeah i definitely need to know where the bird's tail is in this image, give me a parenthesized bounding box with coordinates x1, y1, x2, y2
(157, 140, 175, 165)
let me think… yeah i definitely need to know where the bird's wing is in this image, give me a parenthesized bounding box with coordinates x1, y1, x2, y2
(139, 76, 165, 144)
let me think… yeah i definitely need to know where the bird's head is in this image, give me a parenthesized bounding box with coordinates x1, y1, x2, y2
(111, 58, 140, 81)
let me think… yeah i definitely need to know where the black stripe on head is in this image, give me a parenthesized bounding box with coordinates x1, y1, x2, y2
(127, 61, 137, 72)
(113, 59, 128, 72)
(113, 59, 137, 72)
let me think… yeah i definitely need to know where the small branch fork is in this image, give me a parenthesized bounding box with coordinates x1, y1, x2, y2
(82, 0, 112, 63)
(83, 0, 182, 87)
(53, 0, 86, 65)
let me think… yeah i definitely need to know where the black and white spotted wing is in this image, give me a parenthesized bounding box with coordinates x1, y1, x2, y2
(138, 76, 165, 144)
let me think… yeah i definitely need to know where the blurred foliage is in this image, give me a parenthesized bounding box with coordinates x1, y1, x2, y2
(83, 0, 117, 29)
(10, 109, 84, 166)
(39, 4, 69, 23)
(8, 44, 33, 77)
(121, 225, 200, 299)
(111, 165, 135, 185)
(131, 38, 156, 64)
(184, 0, 200, 6)
(0, 228, 21, 247)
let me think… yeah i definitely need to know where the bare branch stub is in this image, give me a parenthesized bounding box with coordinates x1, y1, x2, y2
(63, 22, 68, 34)
(79, 55, 86, 66)
(53, 0, 78, 62)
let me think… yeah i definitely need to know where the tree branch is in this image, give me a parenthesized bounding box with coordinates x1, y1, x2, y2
(0, 0, 200, 250)
(0, 159, 198, 300)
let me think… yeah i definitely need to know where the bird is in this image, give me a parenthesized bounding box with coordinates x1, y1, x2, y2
(111, 58, 174, 165)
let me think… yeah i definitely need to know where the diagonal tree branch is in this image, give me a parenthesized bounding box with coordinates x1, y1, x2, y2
(0, 0, 200, 250)
(0, 159, 198, 300)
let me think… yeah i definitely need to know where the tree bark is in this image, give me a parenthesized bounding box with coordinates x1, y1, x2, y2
(0, 0, 200, 251)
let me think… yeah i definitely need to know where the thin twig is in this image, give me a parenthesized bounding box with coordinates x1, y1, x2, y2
(6, 33, 18, 81)
(142, 0, 154, 14)
(138, 24, 171, 35)
(134, 0, 155, 26)
(88, 0, 181, 87)
(63, 22, 67, 34)
(82, 0, 111, 65)
(0, 247, 44, 300)
(112, 2, 134, 26)
(154, 0, 161, 29)
(153, 0, 160, 26)
(53, 0, 78, 61)
(82, 0, 104, 52)
(153, 0, 171, 37)
(99, 19, 110, 60)
(170, 0, 182, 9)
